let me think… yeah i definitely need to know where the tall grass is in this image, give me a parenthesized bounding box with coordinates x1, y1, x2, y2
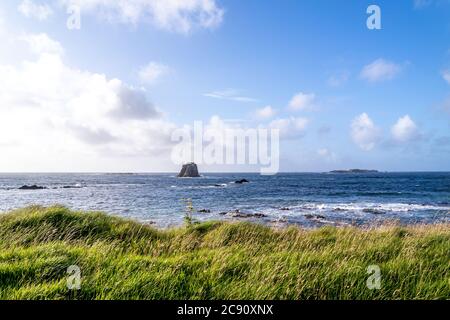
(0, 206, 448, 300)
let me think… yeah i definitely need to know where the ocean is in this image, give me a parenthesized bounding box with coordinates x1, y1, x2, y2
(0, 172, 449, 228)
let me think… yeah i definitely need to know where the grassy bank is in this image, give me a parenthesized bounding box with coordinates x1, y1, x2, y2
(0, 206, 448, 300)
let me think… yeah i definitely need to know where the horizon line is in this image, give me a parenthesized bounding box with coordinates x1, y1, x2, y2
(1, 171, 450, 174)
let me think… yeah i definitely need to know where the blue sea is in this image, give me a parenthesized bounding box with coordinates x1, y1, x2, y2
(0, 172, 449, 228)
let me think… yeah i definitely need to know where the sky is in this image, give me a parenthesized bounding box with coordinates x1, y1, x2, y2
(0, 0, 449, 173)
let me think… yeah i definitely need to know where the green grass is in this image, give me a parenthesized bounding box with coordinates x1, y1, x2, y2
(0, 205, 449, 300)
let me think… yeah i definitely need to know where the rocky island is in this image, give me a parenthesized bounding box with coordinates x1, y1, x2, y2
(178, 162, 200, 178)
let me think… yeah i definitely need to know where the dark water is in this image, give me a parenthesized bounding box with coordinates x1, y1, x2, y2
(0, 172, 449, 228)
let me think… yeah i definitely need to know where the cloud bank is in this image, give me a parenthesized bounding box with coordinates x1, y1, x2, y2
(0, 32, 179, 171)
(59, 0, 224, 33)
(18, 0, 53, 21)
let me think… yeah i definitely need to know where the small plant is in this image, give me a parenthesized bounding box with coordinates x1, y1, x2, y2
(182, 198, 197, 227)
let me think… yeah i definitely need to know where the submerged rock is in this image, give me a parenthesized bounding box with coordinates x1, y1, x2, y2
(228, 209, 267, 218)
(18, 185, 46, 190)
(231, 212, 250, 218)
(304, 214, 326, 220)
(362, 208, 385, 215)
(178, 162, 200, 178)
(234, 179, 249, 184)
(252, 213, 267, 218)
(272, 217, 288, 223)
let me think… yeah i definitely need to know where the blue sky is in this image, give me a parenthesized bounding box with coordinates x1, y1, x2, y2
(0, 0, 449, 172)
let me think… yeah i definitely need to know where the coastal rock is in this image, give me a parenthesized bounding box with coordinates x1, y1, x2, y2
(18, 185, 46, 190)
(280, 207, 290, 211)
(234, 179, 249, 184)
(228, 210, 267, 218)
(271, 217, 288, 224)
(178, 162, 200, 178)
(304, 214, 326, 220)
(230, 212, 248, 218)
(198, 209, 211, 213)
(362, 208, 385, 215)
(252, 213, 267, 218)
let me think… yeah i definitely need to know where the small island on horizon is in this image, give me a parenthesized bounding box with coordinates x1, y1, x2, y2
(329, 169, 379, 174)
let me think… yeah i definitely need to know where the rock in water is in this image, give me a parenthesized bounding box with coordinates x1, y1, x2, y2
(18, 185, 46, 190)
(178, 162, 200, 178)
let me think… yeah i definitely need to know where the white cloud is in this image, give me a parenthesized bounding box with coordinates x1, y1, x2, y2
(0, 33, 179, 171)
(20, 33, 64, 56)
(351, 113, 381, 151)
(203, 89, 258, 103)
(18, 0, 53, 21)
(288, 92, 316, 111)
(139, 62, 169, 85)
(59, 0, 224, 33)
(255, 106, 276, 119)
(360, 59, 401, 82)
(442, 70, 450, 85)
(269, 117, 309, 139)
(391, 115, 419, 143)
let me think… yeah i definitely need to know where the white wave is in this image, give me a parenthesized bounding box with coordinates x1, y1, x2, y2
(169, 184, 228, 190)
(291, 202, 450, 213)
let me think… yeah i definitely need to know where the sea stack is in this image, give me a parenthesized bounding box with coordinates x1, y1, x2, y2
(178, 162, 200, 178)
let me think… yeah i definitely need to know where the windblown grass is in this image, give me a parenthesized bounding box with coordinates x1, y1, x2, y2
(0, 206, 448, 300)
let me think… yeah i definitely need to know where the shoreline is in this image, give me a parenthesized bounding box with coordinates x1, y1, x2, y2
(1, 204, 449, 230)
(1, 203, 449, 230)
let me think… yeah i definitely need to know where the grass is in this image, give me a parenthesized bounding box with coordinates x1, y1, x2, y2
(0, 205, 448, 300)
